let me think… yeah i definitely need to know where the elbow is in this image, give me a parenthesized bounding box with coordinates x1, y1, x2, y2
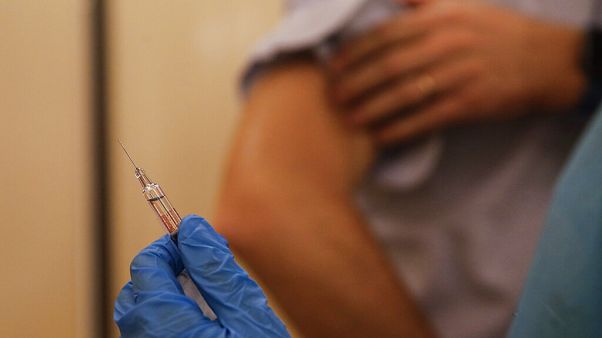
(212, 178, 283, 256)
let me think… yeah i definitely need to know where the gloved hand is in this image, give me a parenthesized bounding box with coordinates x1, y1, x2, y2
(114, 215, 291, 338)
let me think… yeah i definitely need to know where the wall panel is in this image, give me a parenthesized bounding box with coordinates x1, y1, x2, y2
(107, 1, 282, 335)
(0, 1, 93, 337)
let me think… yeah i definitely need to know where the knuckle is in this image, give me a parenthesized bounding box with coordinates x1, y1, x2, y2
(130, 242, 168, 271)
(130, 253, 145, 272)
(131, 249, 152, 267)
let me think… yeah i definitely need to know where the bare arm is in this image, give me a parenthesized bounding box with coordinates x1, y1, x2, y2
(213, 57, 434, 338)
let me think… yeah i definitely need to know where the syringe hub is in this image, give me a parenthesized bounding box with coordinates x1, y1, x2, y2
(135, 168, 153, 187)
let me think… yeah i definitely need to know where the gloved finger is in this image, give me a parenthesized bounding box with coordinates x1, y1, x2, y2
(114, 281, 136, 322)
(130, 235, 185, 299)
(116, 292, 227, 338)
(178, 215, 289, 336)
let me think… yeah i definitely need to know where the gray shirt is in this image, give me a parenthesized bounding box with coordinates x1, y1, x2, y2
(242, 1, 592, 337)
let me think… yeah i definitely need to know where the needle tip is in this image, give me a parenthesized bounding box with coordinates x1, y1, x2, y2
(118, 140, 138, 168)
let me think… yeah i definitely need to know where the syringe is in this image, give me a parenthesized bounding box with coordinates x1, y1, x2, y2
(119, 141, 218, 320)
(133, 166, 180, 235)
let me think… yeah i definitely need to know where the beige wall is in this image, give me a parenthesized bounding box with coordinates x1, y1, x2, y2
(107, 0, 282, 335)
(0, 1, 286, 336)
(0, 1, 93, 337)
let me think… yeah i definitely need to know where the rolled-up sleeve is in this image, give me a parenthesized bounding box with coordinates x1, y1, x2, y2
(241, 0, 402, 90)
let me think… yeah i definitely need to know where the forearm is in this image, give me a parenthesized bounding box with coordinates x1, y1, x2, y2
(217, 185, 432, 338)
(217, 185, 428, 337)
(214, 59, 433, 338)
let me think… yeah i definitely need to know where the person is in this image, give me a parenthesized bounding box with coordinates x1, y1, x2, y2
(214, 0, 595, 337)
(114, 102, 602, 336)
(116, 0, 602, 337)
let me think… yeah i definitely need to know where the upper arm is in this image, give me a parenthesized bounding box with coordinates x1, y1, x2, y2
(235, 56, 373, 195)
(215, 56, 434, 338)
(213, 56, 360, 257)
(215, 56, 373, 244)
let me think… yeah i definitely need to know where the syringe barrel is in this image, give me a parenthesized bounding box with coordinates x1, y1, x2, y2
(132, 167, 217, 320)
(142, 183, 182, 234)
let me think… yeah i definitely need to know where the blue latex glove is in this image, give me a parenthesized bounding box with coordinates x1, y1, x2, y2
(114, 215, 291, 338)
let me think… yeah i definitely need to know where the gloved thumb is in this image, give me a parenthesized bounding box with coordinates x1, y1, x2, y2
(177, 215, 289, 336)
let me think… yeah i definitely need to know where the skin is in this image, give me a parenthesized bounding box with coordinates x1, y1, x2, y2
(213, 58, 435, 338)
(212, 1, 587, 336)
(330, 0, 586, 144)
